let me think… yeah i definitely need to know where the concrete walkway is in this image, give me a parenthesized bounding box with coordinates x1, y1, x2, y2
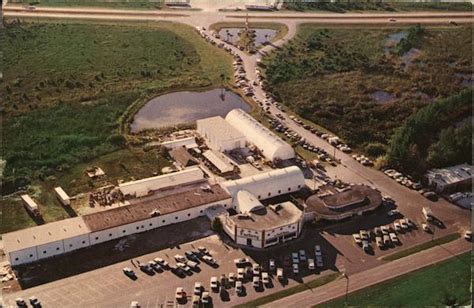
(263, 238, 471, 307)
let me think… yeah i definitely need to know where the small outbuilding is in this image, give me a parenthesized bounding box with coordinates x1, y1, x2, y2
(54, 187, 71, 206)
(169, 147, 198, 169)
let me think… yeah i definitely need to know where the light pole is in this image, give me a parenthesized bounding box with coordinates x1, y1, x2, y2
(343, 272, 349, 306)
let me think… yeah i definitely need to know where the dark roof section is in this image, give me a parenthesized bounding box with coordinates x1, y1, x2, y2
(305, 185, 382, 220)
(169, 147, 198, 168)
(83, 184, 230, 232)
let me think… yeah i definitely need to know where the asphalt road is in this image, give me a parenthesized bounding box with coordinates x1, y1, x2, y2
(263, 238, 471, 307)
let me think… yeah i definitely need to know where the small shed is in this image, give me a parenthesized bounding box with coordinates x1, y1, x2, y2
(20, 194, 40, 216)
(169, 147, 199, 169)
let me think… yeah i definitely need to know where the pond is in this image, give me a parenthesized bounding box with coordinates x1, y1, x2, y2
(370, 90, 395, 104)
(218, 28, 277, 47)
(130, 89, 251, 132)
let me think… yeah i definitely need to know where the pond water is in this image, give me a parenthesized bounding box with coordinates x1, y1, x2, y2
(130, 88, 251, 132)
(401, 48, 422, 67)
(370, 90, 395, 104)
(218, 28, 277, 47)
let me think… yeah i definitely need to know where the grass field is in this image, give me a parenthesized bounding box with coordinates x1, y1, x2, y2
(8, 0, 164, 9)
(318, 252, 471, 307)
(1, 19, 232, 232)
(263, 24, 472, 158)
(236, 272, 341, 307)
(382, 233, 461, 261)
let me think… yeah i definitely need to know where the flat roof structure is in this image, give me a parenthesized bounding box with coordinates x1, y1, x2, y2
(161, 137, 198, 150)
(54, 187, 70, 201)
(20, 194, 39, 210)
(197, 116, 246, 152)
(203, 150, 234, 173)
(228, 201, 302, 231)
(118, 167, 205, 197)
(83, 184, 231, 232)
(426, 163, 473, 186)
(2, 217, 90, 253)
(305, 184, 382, 220)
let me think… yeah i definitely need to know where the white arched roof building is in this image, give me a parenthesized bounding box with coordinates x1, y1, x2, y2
(225, 109, 295, 162)
(233, 190, 265, 214)
(221, 166, 305, 200)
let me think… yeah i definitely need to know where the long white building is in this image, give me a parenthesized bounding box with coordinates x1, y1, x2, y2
(225, 108, 295, 162)
(221, 166, 305, 200)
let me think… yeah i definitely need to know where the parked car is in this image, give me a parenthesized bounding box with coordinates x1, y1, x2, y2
(299, 250, 307, 262)
(376, 236, 383, 248)
(185, 251, 199, 262)
(252, 276, 261, 289)
(381, 226, 390, 235)
(198, 246, 210, 255)
(399, 219, 409, 230)
(237, 268, 245, 281)
(292, 252, 299, 264)
(387, 210, 400, 217)
(423, 191, 439, 201)
(262, 272, 270, 285)
(277, 268, 284, 281)
(314, 245, 322, 256)
(130, 301, 140, 308)
(362, 241, 371, 253)
(269, 259, 276, 271)
(292, 263, 299, 274)
(148, 260, 161, 272)
(406, 218, 416, 228)
(316, 255, 324, 267)
(360, 230, 369, 240)
(353, 234, 362, 245)
(194, 282, 203, 296)
(229, 272, 236, 285)
(390, 233, 399, 244)
(174, 254, 186, 263)
(201, 292, 211, 304)
(422, 223, 431, 232)
(234, 258, 250, 266)
(29, 296, 41, 308)
(252, 263, 261, 276)
(177, 262, 192, 273)
(175, 287, 186, 301)
(203, 255, 217, 266)
(210, 277, 219, 291)
(123, 267, 136, 278)
(235, 281, 244, 295)
(154, 257, 169, 268)
(394, 222, 402, 232)
(308, 258, 315, 270)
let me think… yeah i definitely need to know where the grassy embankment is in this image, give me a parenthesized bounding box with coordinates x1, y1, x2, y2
(285, 1, 472, 13)
(317, 252, 471, 307)
(236, 272, 341, 307)
(262, 24, 472, 169)
(1, 19, 233, 233)
(381, 233, 461, 261)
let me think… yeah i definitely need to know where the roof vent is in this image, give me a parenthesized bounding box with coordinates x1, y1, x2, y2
(150, 209, 161, 217)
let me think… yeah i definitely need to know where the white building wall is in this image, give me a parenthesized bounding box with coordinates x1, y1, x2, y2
(36, 240, 65, 259)
(9, 247, 38, 266)
(63, 234, 91, 253)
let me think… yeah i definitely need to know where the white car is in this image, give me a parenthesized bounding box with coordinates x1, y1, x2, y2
(229, 272, 236, 285)
(422, 223, 431, 233)
(292, 252, 299, 264)
(269, 259, 276, 271)
(194, 282, 203, 296)
(234, 258, 250, 266)
(236, 281, 244, 295)
(175, 287, 186, 301)
(353, 234, 362, 245)
(252, 263, 261, 276)
(174, 254, 186, 263)
(262, 272, 270, 285)
(299, 250, 307, 262)
(399, 219, 409, 230)
(203, 255, 217, 265)
(277, 268, 284, 280)
(153, 258, 169, 268)
(292, 263, 299, 274)
(308, 258, 315, 270)
(394, 222, 402, 232)
(252, 276, 260, 288)
(201, 292, 211, 304)
(210, 277, 219, 290)
(237, 268, 245, 281)
(389, 233, 399, 244)
(130, 301, 140, 308)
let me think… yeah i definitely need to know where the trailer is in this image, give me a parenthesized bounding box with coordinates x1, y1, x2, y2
(20, 194, 40, 216)
(54, 187, 71, 206)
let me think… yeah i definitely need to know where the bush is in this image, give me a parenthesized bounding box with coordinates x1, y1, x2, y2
(211, 217, 223, 232)
(365, 142, 386, 158)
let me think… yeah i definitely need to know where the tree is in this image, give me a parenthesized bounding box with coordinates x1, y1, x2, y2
(211, 217, 223, 232)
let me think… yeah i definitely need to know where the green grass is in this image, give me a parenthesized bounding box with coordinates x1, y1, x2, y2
(318, 252, 471, 307)
(235, 272, 341, 307)
(382, 233, 461, 261)
(1, 19, 232, 232)
(263, 24, 472, 154)
(8, 0, 164, 9)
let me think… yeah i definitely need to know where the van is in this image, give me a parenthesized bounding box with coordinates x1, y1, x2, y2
(277, 268, 284, 281)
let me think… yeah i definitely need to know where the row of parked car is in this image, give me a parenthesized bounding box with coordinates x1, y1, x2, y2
(123, 246, 215, 280)
(352, 154, 374, 167)
(353, 219, 417, 252)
